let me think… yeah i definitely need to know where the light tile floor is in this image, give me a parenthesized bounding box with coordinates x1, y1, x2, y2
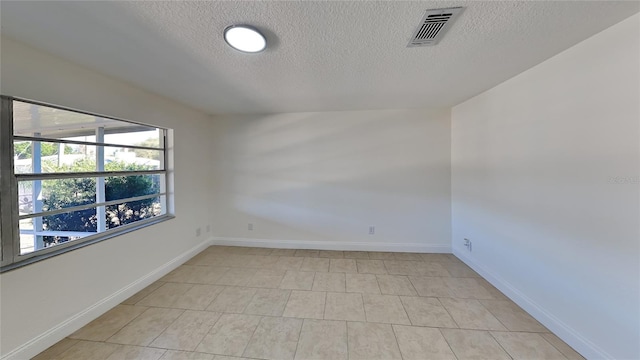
(33, 246, 585, 360)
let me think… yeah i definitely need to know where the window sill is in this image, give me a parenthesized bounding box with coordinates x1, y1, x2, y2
(0, 214, 175, 273)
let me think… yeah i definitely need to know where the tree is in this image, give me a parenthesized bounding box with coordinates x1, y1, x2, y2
(41, 159, 159, 246)
(13, 142, 72, 159)
(132, 137, 161, 160)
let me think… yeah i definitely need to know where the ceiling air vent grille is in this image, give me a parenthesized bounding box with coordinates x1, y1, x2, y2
(408, 7, 464, 47)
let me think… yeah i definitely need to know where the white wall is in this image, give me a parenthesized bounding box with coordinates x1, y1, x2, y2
(210, 109, 451, 252)
(451, 14, 639, 360)
(0, 37, 214, 359)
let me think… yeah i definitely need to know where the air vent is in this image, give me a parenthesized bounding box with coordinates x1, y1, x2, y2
(408, 7, 464, 47)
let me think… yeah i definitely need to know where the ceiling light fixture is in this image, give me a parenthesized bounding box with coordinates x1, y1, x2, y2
(224, 25, 266, 53)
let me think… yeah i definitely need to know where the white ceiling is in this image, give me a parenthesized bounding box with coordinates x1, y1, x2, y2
(1, 1, 638, 115)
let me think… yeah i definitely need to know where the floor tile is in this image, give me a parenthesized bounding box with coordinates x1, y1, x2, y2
(362, 294, 410, 325)
(32, 338, 80, 360)
(137, 283, 194, 308)
(318, 250, 344, 258)
(107, 308, 184, 346)
(346, 273, 381, 294)
(294, 249, 319, 257)
(445, 277, 494, 299)
(57, 340, 122, 360)
(245, 255, 280, 269)
(393, 253, 423, 261)
(105, 345, 166, 360)
(438, 297, 506, 331)
(205, 287, 257, 313)
(441, 261, 480, 277)
(392, 325, 456, 360)
(491, 331, 567, 359)
(185, 252, 224, 267)
(243, 317, 302, 360)
(300, 257, 330, 272)
(244, 288, 291, 316)
(324, 292, 365, 321)
(195, 314, 261, 356)
(541, 333, 585, 360)
(150, 310, 221, 351)
(475, 278, 509, 300)
(270, 249, 297, 256)
(122, 281, 166, 305)
(343, 251, 369, 259)
(400, 296, 457, 327)
(212, 356, 251, 360)
(347, 322, 402, 360)
(312, 272, 345, 292)
(272, 256, 304, 270)
(329, 259, 357, 273)
(384, 260, 421, 276)
(480, 299, 547, 332)
(420, 253, 455, 262)
(245, 269, 285, 288)
(414, 262, 451, 277)
(35, 247, 571, 360)
(441, 329, 511, 360)
(409, 276, 456, 297)
(283, 290, 326, 319)
(356, 260, 387, 275)
(295, 319, 347, 360)
(280, 270, 315, 290)
(244, 248, 274, 256)
(213, 268, 256, 286)
(69, 304, 148, 341)
(367, 252, 396, 260)
(159, 350, 215, 360)
(173, 285, 226, 310)
(377, 275, 417, 296)
(161, 265, 229, 284)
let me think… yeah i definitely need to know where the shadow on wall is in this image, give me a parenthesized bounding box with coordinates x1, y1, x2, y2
(213, 109, 451, 243)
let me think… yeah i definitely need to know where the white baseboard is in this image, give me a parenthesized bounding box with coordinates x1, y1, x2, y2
(212, 236, 451, 253)
(453, 249, 610, 360)
(2, 237, 213, 360)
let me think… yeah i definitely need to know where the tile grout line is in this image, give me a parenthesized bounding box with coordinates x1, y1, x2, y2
(292, 317, 305, 360)
(44, 247, 580, 360)
(488, 330, 516, 359)
(436, 297, 462, 329)
(240, 315, 265, 358)
(437, 328, 461, 360)
(389, 321, 405, 360)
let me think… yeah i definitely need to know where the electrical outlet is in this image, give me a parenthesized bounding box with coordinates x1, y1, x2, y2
(248, 223, 253, 231)
(464, 238, 472, 252)
(196, 227, 201, 237)
(206, 225, 211, 233)
(469, 241, 472, 252)
(369, 226, 375, 235)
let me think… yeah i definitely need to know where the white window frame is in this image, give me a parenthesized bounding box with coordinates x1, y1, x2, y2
(0, 96, 174, 272)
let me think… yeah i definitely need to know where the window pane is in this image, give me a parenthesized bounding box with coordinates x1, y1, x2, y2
(13, 101, 161, 147)
(18, 178, 97, 215)
(103, 174, 161, 202)
(104, 147, 163, 171)
(14, 140, 96, 174)
(19, 208, 98, 255)
(106, 195, 164, 229)
(104, 129, 162, 148)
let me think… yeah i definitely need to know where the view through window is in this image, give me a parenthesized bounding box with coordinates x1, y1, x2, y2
(1, 97, 170, 269)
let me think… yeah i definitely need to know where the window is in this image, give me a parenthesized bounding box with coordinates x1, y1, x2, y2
(0, 96, 172, 271)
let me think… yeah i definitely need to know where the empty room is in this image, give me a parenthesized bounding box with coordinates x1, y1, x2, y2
(0, 1, 638, 360)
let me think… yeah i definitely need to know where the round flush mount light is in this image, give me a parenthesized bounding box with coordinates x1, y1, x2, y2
(224, 25, 266, 53)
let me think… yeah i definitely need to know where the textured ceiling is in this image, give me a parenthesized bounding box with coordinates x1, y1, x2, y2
(1, 1, 638, 115)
